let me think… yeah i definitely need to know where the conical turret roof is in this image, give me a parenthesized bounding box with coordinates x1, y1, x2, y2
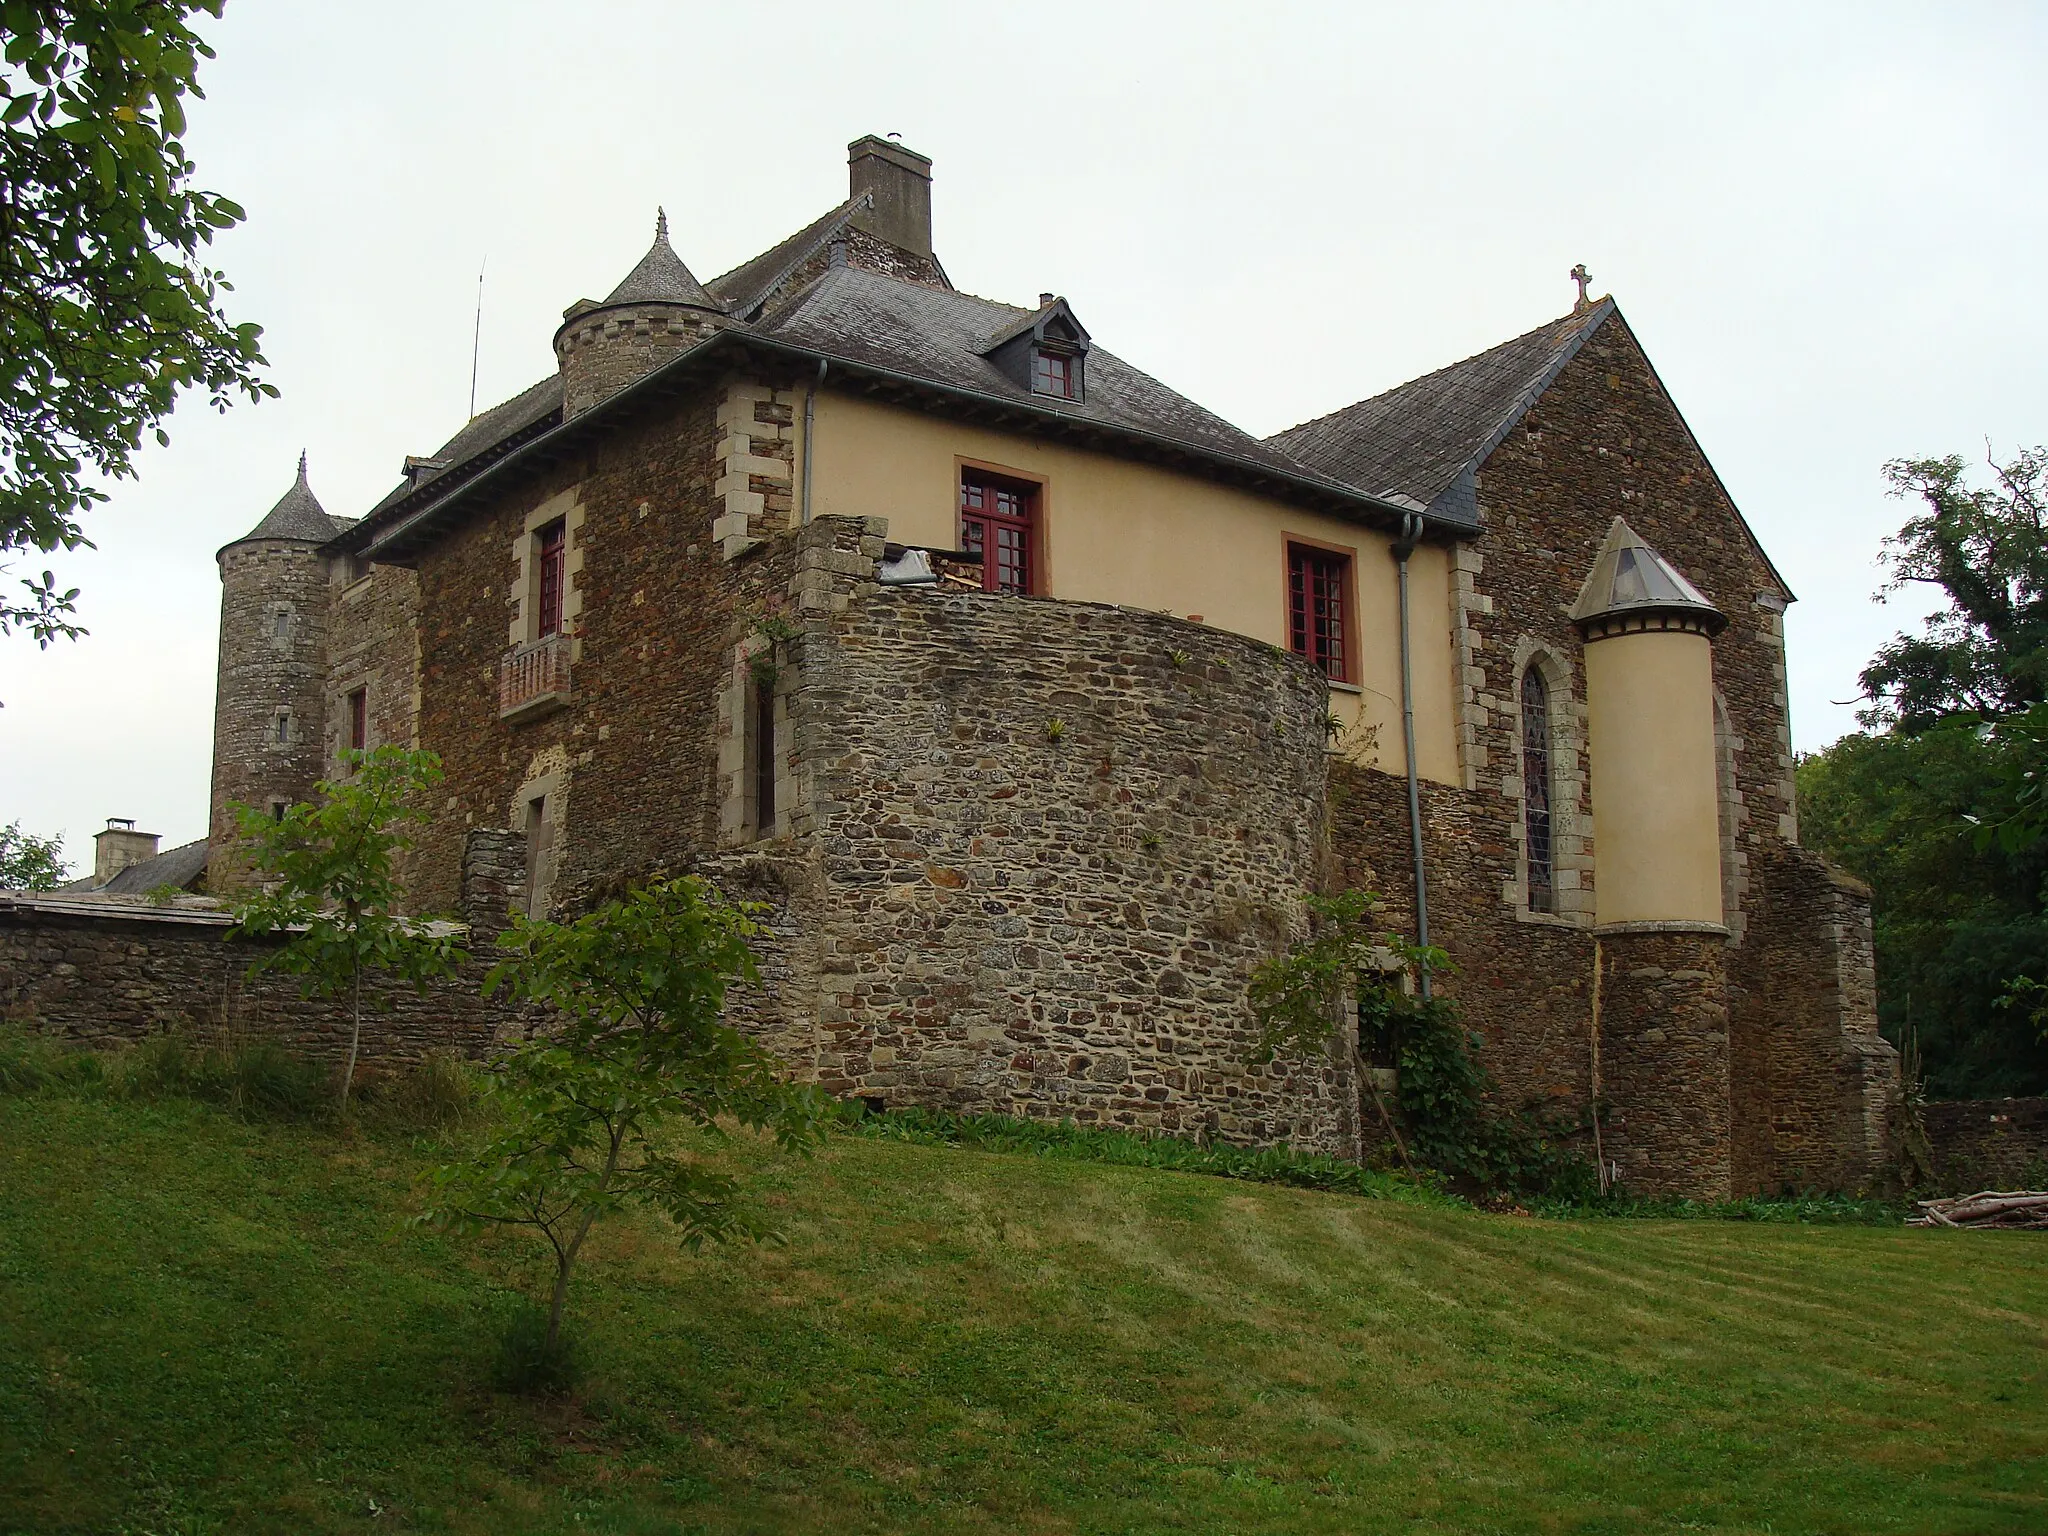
(228, 453, 341, 546)
(1569, 517, 1724, 632)
(602, 208, 717, 309)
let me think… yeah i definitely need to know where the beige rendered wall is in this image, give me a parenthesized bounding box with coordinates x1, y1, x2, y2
(806, 391, 1460, 783)
(1583, 628, 1724, 926)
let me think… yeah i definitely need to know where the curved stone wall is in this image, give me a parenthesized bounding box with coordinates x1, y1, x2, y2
(782, 579, 1358, 1156)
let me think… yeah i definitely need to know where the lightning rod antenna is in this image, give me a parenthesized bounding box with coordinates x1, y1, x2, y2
(468, 256, 486, 419)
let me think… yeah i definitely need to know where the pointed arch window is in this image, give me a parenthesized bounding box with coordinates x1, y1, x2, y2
(1521, 667, 1554, 913)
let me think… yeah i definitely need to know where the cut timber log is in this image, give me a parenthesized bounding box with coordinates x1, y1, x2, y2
(1909, 1191, 2048, 1230)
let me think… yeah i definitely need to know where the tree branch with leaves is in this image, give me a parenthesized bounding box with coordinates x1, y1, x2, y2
(417, 876, 834, 1367)
(0, 1, 274, 651)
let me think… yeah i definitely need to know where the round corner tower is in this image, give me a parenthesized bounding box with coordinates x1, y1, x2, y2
(207, 454, 339, 889)
(553, 208, 729, 417)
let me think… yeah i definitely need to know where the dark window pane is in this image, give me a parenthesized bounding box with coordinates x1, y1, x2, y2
(1286, 545, 1349, 683)
(537, 521, 566, 638)
(959, 470, 1035, 595)
(1522, 668, 1554, 912)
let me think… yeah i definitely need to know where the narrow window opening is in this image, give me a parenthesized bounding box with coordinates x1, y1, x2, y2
(269, 800, 288, 822)
(959, 471, 1036, 595)
(753, 678, 777, 837)
(523, 794, 553, 917)
(347, 687, 368, 754)
(271, 709, 292, 746)
(1286, 544, 1351, 682)
(272, 609, 290, 640)
(535, 520, 567, 638)
(1522, 667, 1554, 913)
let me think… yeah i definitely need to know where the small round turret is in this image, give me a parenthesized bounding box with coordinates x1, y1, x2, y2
(553, 209, 726, 417)
(1570, 517, 1728, 928)
(207, 454, 341, 888)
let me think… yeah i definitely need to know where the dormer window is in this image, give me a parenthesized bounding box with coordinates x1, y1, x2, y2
(981, 297, 1091, 405)
(1032, 350, 1075, 399)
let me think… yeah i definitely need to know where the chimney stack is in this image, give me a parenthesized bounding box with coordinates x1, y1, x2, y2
(93, 818, 159, 887)
(848, 135, 933, 258)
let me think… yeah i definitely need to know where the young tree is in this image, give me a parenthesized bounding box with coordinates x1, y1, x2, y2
(229, 746, 464, 1107)
(417, 877, 834, 1362)
(1, 2, 274, 651)
(0, 819, 66, 889)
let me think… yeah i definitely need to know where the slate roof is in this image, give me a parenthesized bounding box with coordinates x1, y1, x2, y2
(226, 454, 350, 548)
(1267, 300, 1614, 525)
(705, 200, 863, 318)
(602, 211, 716, 308)
(1569, 516, 1725, 631)
(364, 375, 564, 517)
(100, 837, 210, 896)
(753, 266, 1326, 483)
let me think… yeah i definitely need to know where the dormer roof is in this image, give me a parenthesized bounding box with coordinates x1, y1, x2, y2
(601, 209, 717, 310)
(1569, 517, 1726, 634)
(980, 295, 1090, 355)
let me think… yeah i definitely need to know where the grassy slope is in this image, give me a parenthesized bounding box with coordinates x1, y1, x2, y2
(2, 1097, 2045, 1536)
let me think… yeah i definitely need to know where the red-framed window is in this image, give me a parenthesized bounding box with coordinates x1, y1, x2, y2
(1032, 350, 1075, 399)
(347, 687, 368, 753)
(1287, 543, 1351, 682)
(536, 520, 567, 638)
(959, 470, 1037, 595)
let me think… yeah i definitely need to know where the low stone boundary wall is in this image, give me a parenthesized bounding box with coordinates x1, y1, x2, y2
(0, 894, 514, 1067)
(1923, 1098, 2048, 1188)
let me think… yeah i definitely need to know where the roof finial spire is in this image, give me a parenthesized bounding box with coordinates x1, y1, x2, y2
(297, 449, 308, 481)
(1569, 262, 1593, 314)
(655, 206, 668, 243)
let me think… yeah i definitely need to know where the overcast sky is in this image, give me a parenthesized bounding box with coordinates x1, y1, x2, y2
(3, 0, 2044, 868)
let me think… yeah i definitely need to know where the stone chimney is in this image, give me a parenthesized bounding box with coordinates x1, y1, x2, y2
(94, 818, 159, 886)
(848, 135, 933, 258)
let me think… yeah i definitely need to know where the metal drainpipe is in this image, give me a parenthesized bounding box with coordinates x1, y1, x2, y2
(1393, 511, 1433, 999)
(801, 359, 827, 524)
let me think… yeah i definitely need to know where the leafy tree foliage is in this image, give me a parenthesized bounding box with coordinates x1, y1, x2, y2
(1798, 728, 2048, 1098)
(1860, 448, 2048, 730)
(229, 747, 465, 1107)
(0, 2, 273, 649)
(418, 877, 833, 1363)
(0, 819, 66, 888)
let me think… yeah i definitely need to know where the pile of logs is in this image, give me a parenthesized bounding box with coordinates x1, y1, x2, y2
(1910, 1191, 2048, 1229)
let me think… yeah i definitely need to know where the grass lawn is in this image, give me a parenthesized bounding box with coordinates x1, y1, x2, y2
(2, 1092, 2044, 1535)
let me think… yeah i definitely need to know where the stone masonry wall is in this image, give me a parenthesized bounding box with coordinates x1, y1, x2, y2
(787, 565, 1356, 1156)
(1922, 1098, 2048, 1189)
(1596, 929, 1733, 1199)
(1745, 842, 1896, 1189)
(210, 539, 331, 890)
(324, 561, 422, 773)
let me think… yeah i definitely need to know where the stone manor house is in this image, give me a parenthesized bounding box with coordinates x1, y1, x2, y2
(3, 135, 1897, 1196)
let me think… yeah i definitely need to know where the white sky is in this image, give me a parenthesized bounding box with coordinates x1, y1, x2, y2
(4, 0, 2044, 872)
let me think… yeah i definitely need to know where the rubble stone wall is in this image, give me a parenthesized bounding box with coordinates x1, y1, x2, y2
(785, 571, 1358, 1156)
(1922, 1098, 2048, 1189)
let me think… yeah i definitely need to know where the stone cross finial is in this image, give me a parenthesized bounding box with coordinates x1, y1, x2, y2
(297, 449, 308, 480)
(655, 206, 668, 243)
(1570, 262, 1593, 312)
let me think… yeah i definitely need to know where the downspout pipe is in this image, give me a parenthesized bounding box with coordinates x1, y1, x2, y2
(800, 359, 827, 524)
(1392, 511, 1433, 999)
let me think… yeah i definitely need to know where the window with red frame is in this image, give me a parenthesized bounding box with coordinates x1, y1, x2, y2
(959, 471, 1036, 595)
(536, 520, 566, 638)
(347, 687, 368, 753)
(1287, 543, 1351, 682)
(1031, 350, 1075, 399)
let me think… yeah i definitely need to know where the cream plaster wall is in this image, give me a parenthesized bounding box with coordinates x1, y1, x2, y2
(1583, 628, 1724, 926)
(807, 391, 1459, 783)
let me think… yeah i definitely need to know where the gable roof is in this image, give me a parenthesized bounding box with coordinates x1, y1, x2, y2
(1267, 301, 1613, 525)
(224, 455, 349, 551)
(705, 200, 863, 318)
(364, 375, 564, 517)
